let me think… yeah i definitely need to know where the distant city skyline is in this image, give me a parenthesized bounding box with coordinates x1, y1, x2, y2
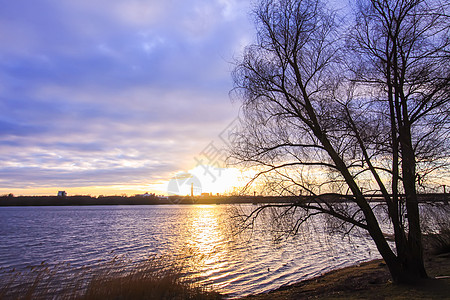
(0, 0, 255, 196)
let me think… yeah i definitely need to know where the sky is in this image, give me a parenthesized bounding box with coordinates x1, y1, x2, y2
(0, 0, 255, 196)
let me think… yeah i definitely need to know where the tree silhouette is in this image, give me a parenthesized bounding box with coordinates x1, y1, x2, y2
(231, 0, 449, 283)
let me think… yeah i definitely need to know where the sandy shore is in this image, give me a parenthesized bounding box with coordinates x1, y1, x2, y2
(242, 250, 450, 299)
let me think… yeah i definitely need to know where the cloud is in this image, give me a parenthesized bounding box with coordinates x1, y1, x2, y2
(0, 0, 253, 194)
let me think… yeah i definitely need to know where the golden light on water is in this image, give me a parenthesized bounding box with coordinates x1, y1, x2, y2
(186, 206, 227, 253)
(179, 205, 232, 280)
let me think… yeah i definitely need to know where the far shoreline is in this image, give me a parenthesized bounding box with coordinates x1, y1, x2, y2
(1, 193, 448, 206)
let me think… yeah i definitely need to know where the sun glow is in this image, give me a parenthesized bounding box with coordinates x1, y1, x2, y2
(186, 166, 251, 195)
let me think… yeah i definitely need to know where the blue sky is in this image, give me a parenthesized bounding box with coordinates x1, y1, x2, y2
(0, 0, 254, 196)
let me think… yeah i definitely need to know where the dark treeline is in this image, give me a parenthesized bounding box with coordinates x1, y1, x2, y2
(0, 195, 290, 206)
(0, 195, 166, 206)
(0, 193, 447, 206)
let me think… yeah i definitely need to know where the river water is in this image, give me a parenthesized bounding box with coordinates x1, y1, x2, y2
(0, 205, 382, 297)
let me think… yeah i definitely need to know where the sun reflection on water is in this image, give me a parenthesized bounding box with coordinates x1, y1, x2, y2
(185, 205, 229, 267)
(172, 204, 242, 291)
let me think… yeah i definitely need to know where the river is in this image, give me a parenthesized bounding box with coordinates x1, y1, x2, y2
(0, 204, 382, 298)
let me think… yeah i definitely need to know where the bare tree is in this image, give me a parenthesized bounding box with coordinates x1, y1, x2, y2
(230, 0, 449, 283)
(347, 0, 450, 282)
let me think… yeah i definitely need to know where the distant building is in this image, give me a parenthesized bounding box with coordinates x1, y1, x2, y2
(57, 191, 67, 197)
(201, 192, 212, 196)
(135, 192, 155, 197)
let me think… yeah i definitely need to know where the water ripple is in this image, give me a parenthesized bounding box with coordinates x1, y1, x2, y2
(0, 205, 384, 298)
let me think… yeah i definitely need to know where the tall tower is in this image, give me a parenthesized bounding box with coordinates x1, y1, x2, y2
(191, 182, 194, 197)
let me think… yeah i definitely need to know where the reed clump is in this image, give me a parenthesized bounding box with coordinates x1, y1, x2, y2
(0, 254, 222, 300)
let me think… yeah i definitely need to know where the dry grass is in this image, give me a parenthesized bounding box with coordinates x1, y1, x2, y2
(81, 255, 221, 300)
(0, 254, 222, 300)
(424, 207, 450, 255)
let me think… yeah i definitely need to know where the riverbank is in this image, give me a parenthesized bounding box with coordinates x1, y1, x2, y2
(243, 244, 450, 299)
(1, 193, 447, 206)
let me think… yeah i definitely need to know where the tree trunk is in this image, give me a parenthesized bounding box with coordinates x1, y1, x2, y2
(399, 123, 428, 281)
